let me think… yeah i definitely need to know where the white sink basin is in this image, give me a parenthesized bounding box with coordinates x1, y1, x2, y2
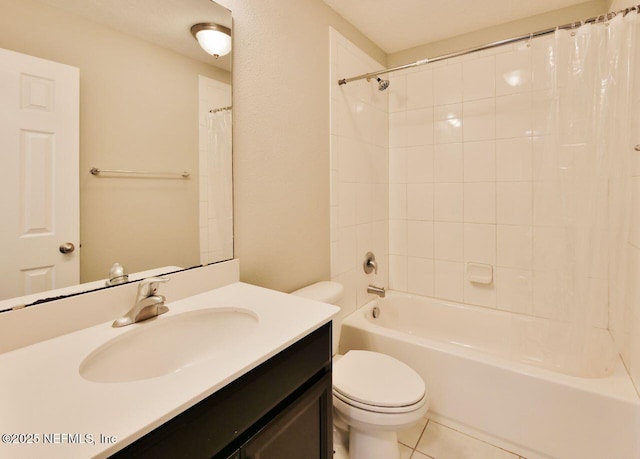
(79, 308, 259, 383)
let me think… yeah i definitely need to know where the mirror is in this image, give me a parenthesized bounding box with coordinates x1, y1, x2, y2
(0, 0, 232, 309)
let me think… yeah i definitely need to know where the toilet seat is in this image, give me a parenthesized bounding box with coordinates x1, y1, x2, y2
(333, 389, 428, 414)
(333, 350, 426, 413)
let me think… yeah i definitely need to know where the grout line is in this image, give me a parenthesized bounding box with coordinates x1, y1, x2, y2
(414, 418, 429, 448)
(410, 418, 432, 458)
(430, 420, 523, 457)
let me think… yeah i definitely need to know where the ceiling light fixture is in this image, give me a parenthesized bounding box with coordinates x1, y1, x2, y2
(191, 23, 232, 58)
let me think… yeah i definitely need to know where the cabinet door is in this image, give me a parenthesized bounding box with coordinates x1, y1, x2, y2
(241, 373, 332, 459)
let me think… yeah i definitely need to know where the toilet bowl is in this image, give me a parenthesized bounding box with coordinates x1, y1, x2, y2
(291, 282, 429, 459)
(333, 349, 428, 459)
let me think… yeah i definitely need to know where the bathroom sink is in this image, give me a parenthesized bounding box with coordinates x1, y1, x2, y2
(79, 308, 259, 383)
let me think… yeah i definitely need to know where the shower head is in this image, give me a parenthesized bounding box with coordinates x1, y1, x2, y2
(376, 77, 390, 91)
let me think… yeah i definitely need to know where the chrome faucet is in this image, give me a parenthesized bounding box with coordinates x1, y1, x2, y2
(363, 252, 378, 274)
(105, 262, 129, 286)
(367, 284, 386, 298)
(112, 277, 170, 328)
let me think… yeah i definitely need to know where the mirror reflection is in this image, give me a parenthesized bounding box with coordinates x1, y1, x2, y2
(0, 0, 233, 308)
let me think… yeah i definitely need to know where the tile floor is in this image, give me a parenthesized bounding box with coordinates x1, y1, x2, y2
(334, 417, 526, 459)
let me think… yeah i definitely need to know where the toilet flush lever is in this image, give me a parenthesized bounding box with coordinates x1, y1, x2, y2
(363, 252, 378, 275)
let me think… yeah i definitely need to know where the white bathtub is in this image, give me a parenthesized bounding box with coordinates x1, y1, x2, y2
(339, 291, 640, 459)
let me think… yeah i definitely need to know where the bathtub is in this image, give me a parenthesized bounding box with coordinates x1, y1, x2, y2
(339, 291, 640, 459)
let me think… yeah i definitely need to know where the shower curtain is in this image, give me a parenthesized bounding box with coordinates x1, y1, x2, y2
(208, 108, 232, 211)
(206, 109, 233, 260)
(532, 12, 638, 376)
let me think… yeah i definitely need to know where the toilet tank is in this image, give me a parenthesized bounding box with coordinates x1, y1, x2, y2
(291, 281, 344, 355)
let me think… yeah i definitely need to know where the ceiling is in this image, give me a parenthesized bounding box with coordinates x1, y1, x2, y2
(323, 0, 593, 54)
(37, 0, 232, 71)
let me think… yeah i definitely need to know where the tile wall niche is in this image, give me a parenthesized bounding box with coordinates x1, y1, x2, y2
(329, 28, 389, 318)
(387, 35, 610, 326)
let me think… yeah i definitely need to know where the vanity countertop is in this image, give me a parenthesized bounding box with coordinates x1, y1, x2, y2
(0, 282, 338, 458)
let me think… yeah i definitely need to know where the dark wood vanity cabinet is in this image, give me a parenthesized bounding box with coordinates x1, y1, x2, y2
(227, 372, 331, 459)
(111, 323, 333, 459)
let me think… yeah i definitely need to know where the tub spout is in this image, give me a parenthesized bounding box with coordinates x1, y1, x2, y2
(367, 284, 386, 298)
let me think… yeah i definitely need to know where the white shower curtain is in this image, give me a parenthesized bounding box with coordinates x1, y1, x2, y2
(530, 12, 638, 376)
(209, 108, 232, 213)
(206, 109, 233, 261)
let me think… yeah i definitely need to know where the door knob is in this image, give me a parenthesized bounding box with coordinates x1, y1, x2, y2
(59, 242, 75, 254)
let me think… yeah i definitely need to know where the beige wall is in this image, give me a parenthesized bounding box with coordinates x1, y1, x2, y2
(388, 0, 606, 67)
(215, 0, 384, 292)
(0, 0, 230, 283)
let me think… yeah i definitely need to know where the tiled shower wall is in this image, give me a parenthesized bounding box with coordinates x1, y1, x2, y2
(329, 29, 388, 318)
(329, 32, 608, 327)
(387, 36, 609, 326)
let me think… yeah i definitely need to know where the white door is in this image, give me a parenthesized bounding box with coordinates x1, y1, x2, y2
(0, 48, 79, 299)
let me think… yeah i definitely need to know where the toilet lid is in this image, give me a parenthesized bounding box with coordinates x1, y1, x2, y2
(333, 350, 425, 408)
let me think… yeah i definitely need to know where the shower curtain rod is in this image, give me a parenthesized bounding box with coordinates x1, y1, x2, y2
(337, 5, 639, 86)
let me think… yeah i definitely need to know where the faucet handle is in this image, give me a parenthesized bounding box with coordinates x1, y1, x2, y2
(137, 276, 170, 297)
(105, 262, 129, 286)
(363, 252, 378, 275)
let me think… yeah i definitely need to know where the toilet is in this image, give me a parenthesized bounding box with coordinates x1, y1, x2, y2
(292, 281, 429, 459)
